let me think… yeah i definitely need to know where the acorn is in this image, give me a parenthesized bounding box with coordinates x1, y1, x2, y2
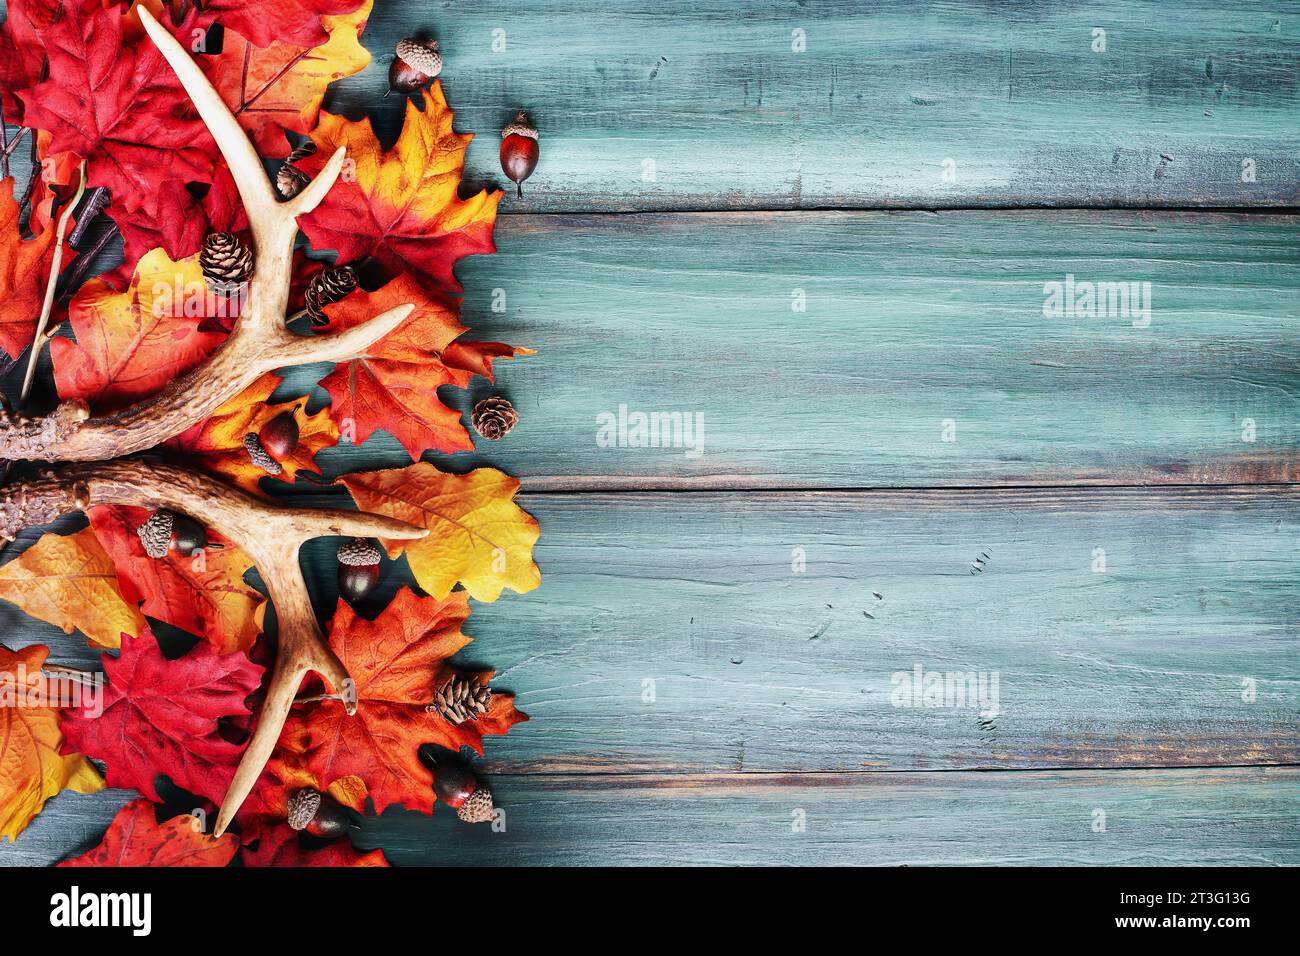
(243, 433, 283, 475)
(433, 758, 494, 823)
(387, 38, 441, 96)
(258, 409, 300, 461)
(500, 111, 539, 198)
(137, 510, 207, 558)
(286, 788, 354, 839)
(337, 537, 381, 602)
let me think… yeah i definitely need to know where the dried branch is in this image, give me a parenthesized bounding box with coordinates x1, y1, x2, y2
(0, 7, 413, 462)
(0, 459, 427, 833)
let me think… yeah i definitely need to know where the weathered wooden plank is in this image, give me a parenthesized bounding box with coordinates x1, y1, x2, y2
(7, 768, 1297, 866)
(8, 486, 1297, 779)
(320, 0, 1300, 210)
(6, 0, 1298, 210)
(291, 210, 1300, 489)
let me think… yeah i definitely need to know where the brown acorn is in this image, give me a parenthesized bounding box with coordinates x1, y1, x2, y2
(258, 409, 300, 460)
(137, 510, 207, 558)
(337, 537, 381, 602)
(286, 788, 354, 839)
(433, 757, 493, 822)
(500, 111, 539, 197)
(388, 38, 441, 96)
(169, 514, 208, 555)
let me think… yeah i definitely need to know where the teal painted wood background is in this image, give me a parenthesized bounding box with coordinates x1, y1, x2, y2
(1, 0, 1298, 867)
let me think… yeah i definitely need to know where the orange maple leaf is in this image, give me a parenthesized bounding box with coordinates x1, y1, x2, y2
(0, 176, 57, 360)
(288, 587, 527, 814)
(51, 248, 231, 410)
(343, 462, 541, 602)
(167, 372, 340, 494)
(87, 505, 264, 655)
(297, 84, 500, 294)
(58, 798, 237, 867)
(316, 273, 531, 457)
(204, 0, 373, 158)
(0, 644, 104, 843)
(0, 527, 145, 649)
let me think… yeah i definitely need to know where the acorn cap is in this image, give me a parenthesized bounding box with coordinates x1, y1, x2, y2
(456, 786, 494, 824)
(337, 537, 382, 567)
(243, 433, 283, 476)
(502, 110, 538, 140)
(136, 510, 174, 559)
(286, 788, 321, 831)
(396, 38, 442, 78)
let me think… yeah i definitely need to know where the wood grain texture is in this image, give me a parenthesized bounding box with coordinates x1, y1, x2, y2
(7, 0, 1299, 210)
(6, 768, 1297, 866)
(288, 210, 1300, 490)
(325, 0, 1300, 210)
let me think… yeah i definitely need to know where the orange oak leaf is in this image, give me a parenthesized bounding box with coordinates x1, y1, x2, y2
(0, 176, 58, 360)
(58, 798, 237, 867)
(87, 505, 264, 655)
(297, 84, 501, 294)
(204, 0, 372, 158)
(343, 463, 541, 602)
(167, 373, 340, 493)
(289, 587, 526, 814)
(51, 248, 232, 410)
(60, 628, 263, 804)
(17, 2, 218, 220)
(316, 273, 530, 457)
(241, 824, 388, 867)
(0, 644, 104, 842)
(0, 528, 145, 649)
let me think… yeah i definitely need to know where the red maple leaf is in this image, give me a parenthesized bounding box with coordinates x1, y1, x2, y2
(87, 505, 265, 654)
(58, 798, 238, 867)
(241, 824, 388, 867)
(291, 587, 526, 814)
(201, 0, 367, 50)
(315, 273, 530, 457)
(60, 628, 263, 805)
(297, 85, 500, 295)
(17, 1, 218, 218)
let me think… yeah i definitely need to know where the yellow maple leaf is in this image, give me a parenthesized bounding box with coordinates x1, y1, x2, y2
(0, 528, 145, 649)
(343, 462, 540, 602)
(0, 645, 104, 843)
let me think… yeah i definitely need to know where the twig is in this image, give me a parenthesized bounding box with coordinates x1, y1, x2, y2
(20, 159, 86, 408)
(57, 220, 119, 305)
(15, 137, 39, 221)
(1, 100, 9, 180)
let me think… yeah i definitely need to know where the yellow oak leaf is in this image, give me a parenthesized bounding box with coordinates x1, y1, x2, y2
(0, 528, 145, 649)
(0, 645, 105, 843)
(342, 463, 540, 602)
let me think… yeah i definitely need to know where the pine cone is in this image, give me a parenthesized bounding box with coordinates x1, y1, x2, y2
(337, 538, 381, 566)
(471, 396, 518, 440)
(200, 232, 253, 294)
(286, 788, 321, 831)
(243, 433, 283, 475)
(456, 786, 494, 824)
(136, 510, 174, 559)
(304, 266, 358, 326)
(428, 673, 492, 724)
(275, 142, 317, 199)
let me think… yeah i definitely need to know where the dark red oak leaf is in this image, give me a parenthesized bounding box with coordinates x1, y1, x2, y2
(60, 628, 264, 805)
(17, 1, 218, 217)
(240, 824, 388, 867)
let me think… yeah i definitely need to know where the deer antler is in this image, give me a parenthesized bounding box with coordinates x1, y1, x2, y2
(0, 7, 414, 462)
(0, 459, 427, 835)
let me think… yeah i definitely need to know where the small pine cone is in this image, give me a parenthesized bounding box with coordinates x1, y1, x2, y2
(337, 538, 381, 566)
(200, 232, 253, 294)
(244, 433, 283, 475)
(429, 674, 493, 724)
(276, 163, 309, 199)
(471, 396, 518, 440)
(286, 788, 321, 831)
(303, 266, 359, 326)
(136, 510, 174, 559)
(456, 786, 494, 824)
